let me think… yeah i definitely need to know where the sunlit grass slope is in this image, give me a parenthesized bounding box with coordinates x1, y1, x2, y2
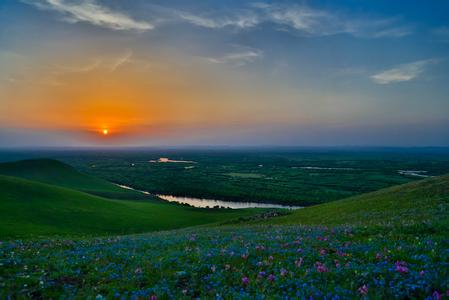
(264, 175, 449, 230)
(0, 175, 262, 239)
(0, 159, 147, 199)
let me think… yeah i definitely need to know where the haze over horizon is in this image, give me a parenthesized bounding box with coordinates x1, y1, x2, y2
(1, 0, 448, 147)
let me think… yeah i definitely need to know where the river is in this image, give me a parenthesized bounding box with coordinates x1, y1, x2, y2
(116, 184, 302, 210)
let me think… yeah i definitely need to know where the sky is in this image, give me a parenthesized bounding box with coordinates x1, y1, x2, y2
(0, 0, 448, 147)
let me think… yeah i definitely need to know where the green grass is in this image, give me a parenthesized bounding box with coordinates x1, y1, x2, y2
(263, 174, 449, 230)
(60, 149, 449, 205)
(0, 175, 263, 239)
(1, 158, 448, 298)
(0, 159, 150, 199)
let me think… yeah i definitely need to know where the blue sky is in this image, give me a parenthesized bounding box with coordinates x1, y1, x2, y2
(0, 0, 448, 147)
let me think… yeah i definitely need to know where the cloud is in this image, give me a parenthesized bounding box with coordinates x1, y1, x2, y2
(55, 59, 101, 73)
(176, 3, 412, 38)
(369, 26, 412, 38)
(370, 59, 438, 84)
(23, 0, 153, 31)
(109, 49, 133, 72)
(254, 4, 412, 38)
(178, 11, 259, 29)
(205, 49, 263, 66)
(23, 1, 412, 38)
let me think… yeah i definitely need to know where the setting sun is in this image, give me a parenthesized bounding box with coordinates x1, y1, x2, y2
(102, 129, 108, 135)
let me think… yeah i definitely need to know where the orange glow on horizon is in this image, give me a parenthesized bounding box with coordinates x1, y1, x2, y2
(0, 48, 284, 144)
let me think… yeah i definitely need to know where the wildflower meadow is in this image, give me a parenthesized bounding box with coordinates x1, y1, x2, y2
(1, 225, 448, 299)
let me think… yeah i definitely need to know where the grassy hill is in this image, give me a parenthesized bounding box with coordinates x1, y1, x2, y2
(0, 175, 262, 238)
(264, 174, 449, 230)
(0, 159, 150, 199)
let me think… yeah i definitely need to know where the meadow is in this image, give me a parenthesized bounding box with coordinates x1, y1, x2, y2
(56, 148, 449, 205)
(0, 159, 263, 239)
(1, 225, 448, 299)
(0, 150, 448, 299)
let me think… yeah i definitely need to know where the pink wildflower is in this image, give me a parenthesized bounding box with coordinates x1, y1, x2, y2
(242, 276, 249, 286)
(334, 260, 340, 268)
(315, 262, 328, 273)
(395, 261, 409, 274)
(358, 285, 368, 296)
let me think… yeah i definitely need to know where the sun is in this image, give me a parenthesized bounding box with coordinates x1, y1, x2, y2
(102, 129, 109, 135)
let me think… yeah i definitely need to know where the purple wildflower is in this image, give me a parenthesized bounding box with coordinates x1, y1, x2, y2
(316, 262, 328, 273)
(395, 261, 409, 274)
(358, 285, 368, 296)
(432, 291, 442, 300)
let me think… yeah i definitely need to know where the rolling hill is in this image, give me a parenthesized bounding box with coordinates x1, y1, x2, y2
(0, 159, 149, 199)
(0, 174, 263, 238)
(264, 174, 449, 230)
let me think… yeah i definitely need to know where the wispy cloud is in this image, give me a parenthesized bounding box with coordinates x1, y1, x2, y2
(178, 3, 412, 38)
(369, 26, 412, 38)
(23, 0, 153, 31)
(370, 59, 438, 84)
(55, 59, 101, 73)
(109, 50, 133, 72)
(205, 49, 263, 66)
(178, 11, 259, 29)
(23, 1, 412, 39)
(253, 3, 412, 38)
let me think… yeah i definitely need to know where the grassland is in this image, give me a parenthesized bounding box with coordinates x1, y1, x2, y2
(0, 159, 265, 239)
(0, 159, 150, 200)
(263, 174, 449, 230)
(1, 153, 448, 298)
(52, 148, 449, 206)
(1, 173, 448, 298)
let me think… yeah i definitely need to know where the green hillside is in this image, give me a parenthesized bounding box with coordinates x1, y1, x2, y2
(264, 174, 449, 229)
(0, 159, 148, 199)
(0, 175, 262, 239)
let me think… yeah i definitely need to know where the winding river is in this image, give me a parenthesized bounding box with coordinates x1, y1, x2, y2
(116, 184, 302, 210)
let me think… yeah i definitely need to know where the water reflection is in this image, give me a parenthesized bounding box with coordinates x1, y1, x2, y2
(157, 194, 302, 210)
(116, 184, 302, 210)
